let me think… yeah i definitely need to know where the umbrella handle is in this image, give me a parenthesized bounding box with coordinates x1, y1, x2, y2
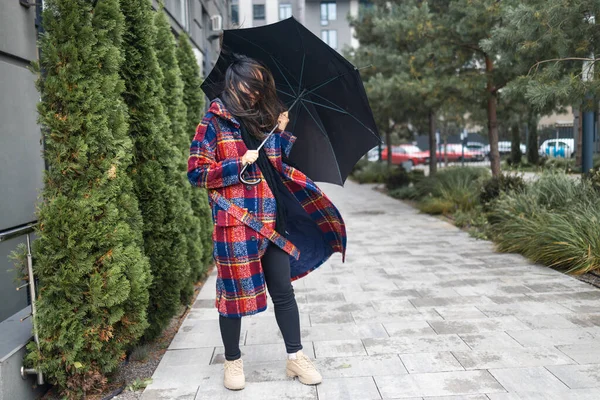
(240, 163, 262, 186)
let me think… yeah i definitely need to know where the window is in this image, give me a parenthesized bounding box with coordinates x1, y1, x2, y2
(279, 4, 292, 20)
(320, 1, 337, 26)
(231, 1, 239, 25)
(253, 4, 266, 20)
(321, 30, 337, 49)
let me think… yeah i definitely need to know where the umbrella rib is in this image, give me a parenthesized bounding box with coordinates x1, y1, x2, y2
(300, 102, 343, 185)
(294, 20, 307, 94)
(277, 88, 295, 98)
(270, 55, 297, 97)
(301, 98, 347, 114)
(307, 93, 381, 142)
(298, 53, 306, 95)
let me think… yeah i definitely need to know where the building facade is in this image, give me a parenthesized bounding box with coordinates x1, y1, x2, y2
(230, 0, 360, 51)
(0, 1, 229, 399)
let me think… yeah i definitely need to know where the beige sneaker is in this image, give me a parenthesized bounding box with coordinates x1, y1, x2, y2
(223, 358, 245, 390)
(286, 350, 322, 385)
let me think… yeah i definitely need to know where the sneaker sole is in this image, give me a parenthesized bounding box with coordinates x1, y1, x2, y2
(224, 383, 245, 391)
(286, 368, 322, 385)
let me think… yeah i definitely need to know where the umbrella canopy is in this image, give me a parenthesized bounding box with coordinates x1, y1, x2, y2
(201, 17, 381, 186)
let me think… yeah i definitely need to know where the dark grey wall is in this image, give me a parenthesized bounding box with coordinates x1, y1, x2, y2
(0, 2, 44, 322)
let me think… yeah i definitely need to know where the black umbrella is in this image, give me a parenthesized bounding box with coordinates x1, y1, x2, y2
(201, 17, 381, 186)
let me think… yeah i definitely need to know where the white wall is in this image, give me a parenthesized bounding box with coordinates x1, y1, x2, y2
(239, 0, 254, 27)
(266, 0, 279, 24)
(349, 0, 359, 48)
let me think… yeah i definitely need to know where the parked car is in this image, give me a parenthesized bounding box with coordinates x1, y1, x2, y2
(484, 141, 526, 159)
(465, 141, 486, 153)
(539, 138, 575, 158)
(437, 144, 483, 162)
(381, 144, 429, 166)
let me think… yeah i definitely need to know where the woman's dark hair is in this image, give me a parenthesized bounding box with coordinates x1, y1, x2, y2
(221, 54, 286, 139)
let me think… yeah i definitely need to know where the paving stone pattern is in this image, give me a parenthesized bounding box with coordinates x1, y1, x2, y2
(142, 181, 600, 399)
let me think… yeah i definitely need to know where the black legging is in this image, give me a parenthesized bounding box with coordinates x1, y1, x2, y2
(219, 242, 303, 361)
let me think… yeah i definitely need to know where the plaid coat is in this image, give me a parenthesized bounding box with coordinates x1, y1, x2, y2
(188, 98, 346, 318)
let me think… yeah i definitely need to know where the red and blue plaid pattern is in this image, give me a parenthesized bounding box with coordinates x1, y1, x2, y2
(188, 98, 346, 318)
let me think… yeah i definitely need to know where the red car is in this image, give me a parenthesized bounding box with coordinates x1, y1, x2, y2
(381, 145, 429, 167)
(437, 144, 483, 162)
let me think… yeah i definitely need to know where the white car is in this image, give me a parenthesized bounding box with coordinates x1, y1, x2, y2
(484, 141, 526, 159)
(539, 138, 574, 158)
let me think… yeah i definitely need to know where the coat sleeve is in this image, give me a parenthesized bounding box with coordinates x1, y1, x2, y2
(187, 115, 244, 189)
(278, 130, 297, 158)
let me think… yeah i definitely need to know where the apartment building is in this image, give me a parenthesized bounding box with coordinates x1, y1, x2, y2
(230, 0, 361, 51)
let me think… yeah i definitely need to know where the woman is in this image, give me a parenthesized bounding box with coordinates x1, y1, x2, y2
(187, 55, 346, 391)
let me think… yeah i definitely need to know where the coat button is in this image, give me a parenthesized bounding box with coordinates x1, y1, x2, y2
(245, 185, 252, 190)
(251, 236, 257, 242)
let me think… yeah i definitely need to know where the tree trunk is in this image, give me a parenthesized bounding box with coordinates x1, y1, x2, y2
(510, 123, 522, 165)
(429, 109, 437, 175)
(385, 129, 392, 168)
(527, 110, 539, 165)
(485, 56, 500, 177)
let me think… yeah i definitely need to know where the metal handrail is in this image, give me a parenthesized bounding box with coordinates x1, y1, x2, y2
(0, 221, 37, 242)
(1, 221, 44, 384)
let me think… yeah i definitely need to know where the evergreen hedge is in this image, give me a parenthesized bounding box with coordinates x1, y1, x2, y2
(119, 0, 188, 340)
(177, 33, 214, 269)
(30, 0, 151, 395)
(154, 9, 202, 304)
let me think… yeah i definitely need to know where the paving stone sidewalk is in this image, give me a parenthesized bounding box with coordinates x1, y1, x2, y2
(142, 181, 600, 400)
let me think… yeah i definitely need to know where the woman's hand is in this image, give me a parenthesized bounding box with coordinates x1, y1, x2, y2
(278, 111, 289, 131)
(242, 150, 259, 165)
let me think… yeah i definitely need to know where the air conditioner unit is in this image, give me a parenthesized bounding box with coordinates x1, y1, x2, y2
(211, 15, 223, 31)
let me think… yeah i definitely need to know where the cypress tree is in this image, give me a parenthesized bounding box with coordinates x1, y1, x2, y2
(30, 0, 150, 395)
(119, 0, 188, 340)
(177, 33, 214, 269)
(153, 8, 200, 303)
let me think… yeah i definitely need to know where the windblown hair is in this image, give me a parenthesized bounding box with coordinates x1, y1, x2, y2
(221, 54, 286, 139)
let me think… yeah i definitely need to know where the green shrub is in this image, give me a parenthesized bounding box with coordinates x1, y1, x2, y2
(544, 157, 576, 172)
(417, 197, 455, 215)
(120, 0, 190, 341)
(384, 167, 411, 190)
(353, 162, 390, 184)
(531, 172, 597, 209)
(489, 174, 600, 274)
(177, 33, 213, 271)
(352, 158, 370, 175)
(389, 186, 419, 200)
(454, 207, 490, 238)
(414, 167, 490, 212)
(479, 174, 527, 207)
(584, 169, 600, 192)
(414, 167, 490, 199)
(594, 155, 600, 169)
(30, 0, 151, 394)
(408, 169, 425, 184)
(491, 202, 600, 274)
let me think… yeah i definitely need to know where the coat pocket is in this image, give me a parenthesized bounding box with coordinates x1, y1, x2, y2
(215, 210, 244, 227)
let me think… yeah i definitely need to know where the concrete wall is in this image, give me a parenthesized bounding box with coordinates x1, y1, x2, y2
(157, 0, 230, 77)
